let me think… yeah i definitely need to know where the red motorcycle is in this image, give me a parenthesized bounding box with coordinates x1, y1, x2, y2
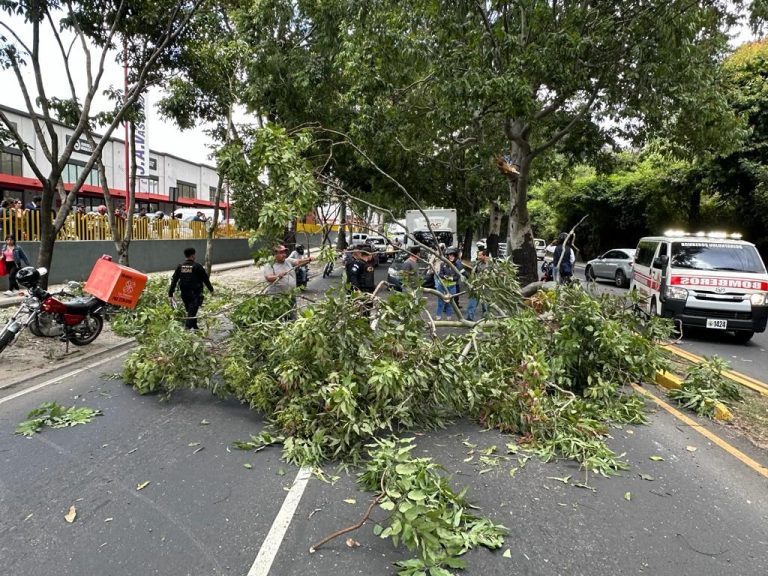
(0, 267, 105, 354)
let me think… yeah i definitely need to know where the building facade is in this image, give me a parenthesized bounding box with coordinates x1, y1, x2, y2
(0, 104, 226, 216)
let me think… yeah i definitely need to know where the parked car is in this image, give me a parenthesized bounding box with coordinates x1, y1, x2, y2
(476, 238, 507, 258)
(387, 249, 434, 290)
(534, 238, 547, 259)
(585, 248, 636, 288)
(365, 235, 391, 263)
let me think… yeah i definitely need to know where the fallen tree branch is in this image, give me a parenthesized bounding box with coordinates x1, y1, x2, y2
(309, 494, 383, 553)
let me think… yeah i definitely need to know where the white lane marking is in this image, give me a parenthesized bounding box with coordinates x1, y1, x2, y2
(0, 349, 130, 405)
(248, 466, 313, 576)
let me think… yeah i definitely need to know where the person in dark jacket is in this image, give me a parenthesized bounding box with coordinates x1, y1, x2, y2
(3, 235, 30, 295)
(168, 247, 214, 329)
(345, 245, 376, 293)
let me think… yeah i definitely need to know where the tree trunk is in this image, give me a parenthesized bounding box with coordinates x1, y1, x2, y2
(205, 173, 224, 275)
(36, 181, 59, 289)
(487, 200, 502, 258)
(688, 188, 701, 229)
(461, 226, 473, 260)
(506, 153, 537, 285)
(117, 121, 139, 266)
(337, 201, 348, 250)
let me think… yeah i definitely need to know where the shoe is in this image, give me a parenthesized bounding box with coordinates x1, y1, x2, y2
(435, 316, 442, 320)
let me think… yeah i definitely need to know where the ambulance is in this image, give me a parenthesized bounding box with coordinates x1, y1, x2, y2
(630, 231, 768, 343)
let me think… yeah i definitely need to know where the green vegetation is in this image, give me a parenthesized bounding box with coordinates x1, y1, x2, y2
(669, 356, 743, 418)
(359, 438, 507, 576)
(15, 402, 101, 436)
(119, 264, 671, 474)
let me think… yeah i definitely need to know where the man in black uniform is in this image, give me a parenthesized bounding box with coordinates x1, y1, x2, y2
(346, 244, 376, 293)
(168, 247, 214, 329)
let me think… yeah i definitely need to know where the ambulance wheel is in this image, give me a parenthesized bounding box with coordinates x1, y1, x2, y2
(733, 330, 754, 344)
(649, 297, 658, 317)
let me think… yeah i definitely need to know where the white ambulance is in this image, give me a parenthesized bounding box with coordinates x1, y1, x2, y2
(630, 231, 768, 343)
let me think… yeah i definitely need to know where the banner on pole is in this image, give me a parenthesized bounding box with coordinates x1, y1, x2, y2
(134, 95, 149, 191)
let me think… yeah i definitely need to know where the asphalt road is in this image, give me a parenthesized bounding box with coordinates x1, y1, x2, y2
(1, 261, 767, 576)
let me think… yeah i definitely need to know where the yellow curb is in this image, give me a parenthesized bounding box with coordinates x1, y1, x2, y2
(631, 383, 767, 479)
(654, 370, 681, 390)
(653, 370, 732, 422)
(662, 344, 768, 397)
(714, 403, 733, 422)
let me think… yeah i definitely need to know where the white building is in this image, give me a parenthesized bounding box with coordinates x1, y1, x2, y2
(0, 104, 226, 215)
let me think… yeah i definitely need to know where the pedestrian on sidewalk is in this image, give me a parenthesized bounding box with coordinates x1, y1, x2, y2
(3, 235, 30, 296)
(168, 247, 214, 329)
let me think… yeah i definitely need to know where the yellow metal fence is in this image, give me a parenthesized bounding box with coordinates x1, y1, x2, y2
(0, 211, 246, 241)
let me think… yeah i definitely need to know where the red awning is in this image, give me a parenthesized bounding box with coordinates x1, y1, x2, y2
(0, 173, 44, 191)
(1, 173, 227, 209)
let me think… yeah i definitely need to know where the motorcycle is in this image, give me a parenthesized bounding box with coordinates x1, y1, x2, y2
(541, 260, 554, 282)
(0, 267, 106, 355)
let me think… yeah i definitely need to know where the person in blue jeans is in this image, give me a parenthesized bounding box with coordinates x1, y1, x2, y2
(435, 247, 460, 320)
(466, 248, 491, 321)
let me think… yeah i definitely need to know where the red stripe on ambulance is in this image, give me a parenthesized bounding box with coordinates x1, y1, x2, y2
(670, 276, 768, 291)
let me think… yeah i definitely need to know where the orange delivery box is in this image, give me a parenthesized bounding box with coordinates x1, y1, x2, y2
(84, 256, 148, 309)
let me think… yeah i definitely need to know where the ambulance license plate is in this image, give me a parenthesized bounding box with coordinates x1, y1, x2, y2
(706, 319, 728, 330)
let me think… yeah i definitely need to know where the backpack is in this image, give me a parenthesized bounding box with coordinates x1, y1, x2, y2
(559, 248, 573, 276)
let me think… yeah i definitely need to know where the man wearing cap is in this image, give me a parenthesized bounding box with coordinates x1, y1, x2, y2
(262, 244, 312, 294)
(345, 244, 376, 293)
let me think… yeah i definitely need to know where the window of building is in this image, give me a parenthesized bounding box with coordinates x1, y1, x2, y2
(177, 180, 197, 199)
(64, 161, 100, 186)
(137, 176, 159, 194)
(209, 186, 218, 202)
(149, 157, 158, 171)
(1, 149, 23, 176)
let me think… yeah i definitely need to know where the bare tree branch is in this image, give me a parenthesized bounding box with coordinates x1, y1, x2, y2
(0, 109, 48, 183)
(530, 88, 599, 159)
(5, 51, 53, 162)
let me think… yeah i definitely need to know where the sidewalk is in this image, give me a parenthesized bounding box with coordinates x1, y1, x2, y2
(0, 260, 256, 392)
(0, 259, 255, 309)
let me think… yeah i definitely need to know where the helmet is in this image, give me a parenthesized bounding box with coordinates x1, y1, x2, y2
(16, 266, 41, 289)
(295, 244, 305, 255)
(445, 246, 459, 256)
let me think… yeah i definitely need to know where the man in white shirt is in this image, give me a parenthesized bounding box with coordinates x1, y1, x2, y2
(262, 244, 312, 294)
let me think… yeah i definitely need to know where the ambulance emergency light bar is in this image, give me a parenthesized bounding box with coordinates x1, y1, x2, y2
(663, 230, 742, 239)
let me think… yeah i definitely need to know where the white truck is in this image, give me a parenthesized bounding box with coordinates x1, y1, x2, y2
(404, 209, 458, 250)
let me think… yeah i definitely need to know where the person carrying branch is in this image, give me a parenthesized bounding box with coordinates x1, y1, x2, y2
(262, 244, 313, 294)
(552, 232, 575, 284)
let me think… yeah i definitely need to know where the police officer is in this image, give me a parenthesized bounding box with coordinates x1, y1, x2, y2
(168, 247, 214, 329)
(346, 244, 376, 293)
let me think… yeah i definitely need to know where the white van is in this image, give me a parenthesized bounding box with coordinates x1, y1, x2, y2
(630, 232, 768, 342)
(173, 208, 216, 222)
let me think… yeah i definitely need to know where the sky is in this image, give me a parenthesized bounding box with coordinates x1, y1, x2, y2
(0, 11, 216, 166)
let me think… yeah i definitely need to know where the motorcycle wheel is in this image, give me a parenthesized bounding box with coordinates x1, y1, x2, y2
(28, 317, 43, 337)
(0, 327, 14, 353)
(68, 314, 104, 346)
